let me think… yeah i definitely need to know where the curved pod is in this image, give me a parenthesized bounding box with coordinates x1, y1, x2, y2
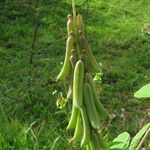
(67, 14, 74, 35)
(83, 82, 100, 129)
(77, 14, 85, 34)
(80, 106, 90, 147)
(91, 131, 101, 150)
(57, 35, 74, 81)
(86, 73, 108, 117)
(72, 113, 82, 142)
(73, 60, 84, 108)
(79, 32, 100, 72)
(67, 84, 73, 100)
(67, 99, 79, 130)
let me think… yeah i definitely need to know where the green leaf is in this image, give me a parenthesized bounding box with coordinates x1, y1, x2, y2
(128, 123, 150, 150)
(110, 132, 130, 149)
(134, 83, 150, 98)
(108, 141, 123, 149)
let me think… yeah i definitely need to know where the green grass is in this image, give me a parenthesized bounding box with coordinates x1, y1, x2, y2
(0, 0, 150, 149)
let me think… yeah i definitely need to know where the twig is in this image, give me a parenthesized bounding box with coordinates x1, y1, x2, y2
(136, 127, 150, 150)
(28, 6, 40, 96)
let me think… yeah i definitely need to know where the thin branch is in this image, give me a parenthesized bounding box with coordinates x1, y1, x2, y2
(28, 6, 40, 95)
(30, 11, 39, 64)
(136, 127, 150, 150)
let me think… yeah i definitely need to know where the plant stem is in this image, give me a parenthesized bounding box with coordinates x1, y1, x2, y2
(71, 0, 80, 58)
(28, 6, 40, 96)
(85, 0, 89, 37)
(136, 127, 150, 150)
(72, 0, 76, 18)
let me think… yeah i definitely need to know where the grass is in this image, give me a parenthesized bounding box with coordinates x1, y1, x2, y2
(0, 0, 150, 149)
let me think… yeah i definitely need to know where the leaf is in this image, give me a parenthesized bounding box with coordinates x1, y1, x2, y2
(134, 83, 150, 98)
(110, 132, 130, 149)
(108, 141, 123, 148)
(128, 123, 150, 150)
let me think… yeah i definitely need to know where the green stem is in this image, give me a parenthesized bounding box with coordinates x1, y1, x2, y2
(72, 0, 80, 59)
(72, 0, 76, 18)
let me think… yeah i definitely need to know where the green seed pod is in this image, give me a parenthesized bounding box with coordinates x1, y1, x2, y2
(67, 51, 78, 101)
(67, 84, 73, 100)
(79, 32, 100, 72)
(78, 30, 85, 50)
(81, 49, 88, 71)
(86, 73, 109, 117)
(83, 82, 100, 129)
(88, 60, 100, 73)
(73, 60, 84, 108)
(97, 133, 108, 149)
(71, 48, 76, 55)
(57, 34, 74, 81)
(84, 37, 99, 67)
(70, 53, 77, 70)
(77, 14, 85, 34)
(89, 135, 96, 150)
(80, 106, 90, 147)
(72, 112, 82, 142)
(91, 131, 101, 150)
(67, 99, 79, 130)
(86, 143, 91, 150)
(71, 49, 78, 64)
(67, 14, 74, 36)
